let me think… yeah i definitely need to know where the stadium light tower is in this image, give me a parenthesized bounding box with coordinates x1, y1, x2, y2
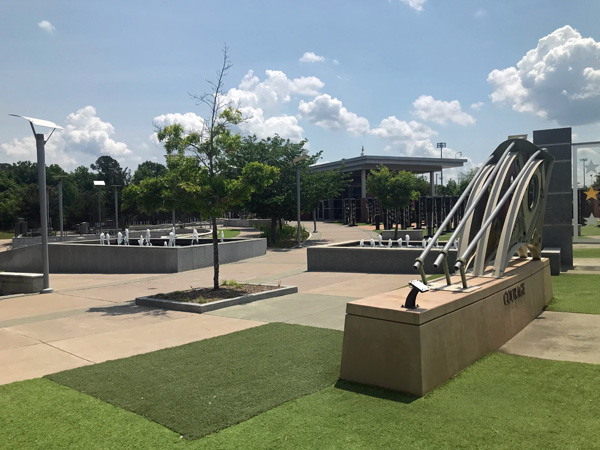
(9, 114, 63, 293)
(437, 142, 446, 187)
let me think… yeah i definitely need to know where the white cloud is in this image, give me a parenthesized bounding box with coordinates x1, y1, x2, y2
(226, 69, 323, 114)
(150, 112, 206, 144)
(238, 110, 304, 142)
(412, 95, 475, 126)
(300, 52, 325, 63)
(1, 106, 132, 170)
(38, 20, 55, 33)
(400, 0, 426, 12)
(470, 102, 485, 111)
(298, 94, 370, 136)
(488, 25, 600, 125)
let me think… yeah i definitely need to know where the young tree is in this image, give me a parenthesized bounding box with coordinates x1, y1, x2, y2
(155, 48, 278, 289)
(230, 135, 348, 243)
(367, 166, 419, 239)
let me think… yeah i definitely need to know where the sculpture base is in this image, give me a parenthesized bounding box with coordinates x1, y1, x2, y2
(340, 257, 552, 397)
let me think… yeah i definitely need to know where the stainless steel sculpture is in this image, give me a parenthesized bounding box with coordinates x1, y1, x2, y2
(414, 138, 554, 289)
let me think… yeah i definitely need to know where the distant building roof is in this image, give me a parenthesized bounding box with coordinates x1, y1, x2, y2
(311, 154, 467, 174)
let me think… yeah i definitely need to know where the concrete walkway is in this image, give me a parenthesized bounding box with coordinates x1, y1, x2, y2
(1, 222, 600, 386)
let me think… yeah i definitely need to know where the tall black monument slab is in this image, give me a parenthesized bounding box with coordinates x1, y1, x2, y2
(533, 127, 573, 268)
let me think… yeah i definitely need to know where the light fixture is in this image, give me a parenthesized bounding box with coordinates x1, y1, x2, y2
(9, 114, 63, 293)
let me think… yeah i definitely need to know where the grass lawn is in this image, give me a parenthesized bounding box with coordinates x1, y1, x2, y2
(220, 229, 240, 238)
(573, 248, 600, 258)
(547, 273, 600, 314)
(580, 225, 600, 236)
(0, 230, 14, 239)
(3, 353, 600, 449)
(47, 323, 342, 440)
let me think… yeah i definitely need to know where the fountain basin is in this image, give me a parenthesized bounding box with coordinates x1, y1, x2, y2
(0, 238, 266, 274)
(306, 240, 457, 274)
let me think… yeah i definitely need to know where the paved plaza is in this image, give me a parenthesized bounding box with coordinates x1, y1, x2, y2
(1, 222, 599, 385)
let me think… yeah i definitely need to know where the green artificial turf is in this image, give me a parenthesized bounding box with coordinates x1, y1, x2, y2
(6, 353, 599, 449)
(573, 248, 600, 258)
(201, 353, 600, 449)
(547, 273, 600, 314)
(47, 323, 343, 440)
(0, 379, 181, 449)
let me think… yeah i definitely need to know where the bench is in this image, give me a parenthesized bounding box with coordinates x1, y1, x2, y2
(0, 272, 43, 295)
(541, 247, 561, 276)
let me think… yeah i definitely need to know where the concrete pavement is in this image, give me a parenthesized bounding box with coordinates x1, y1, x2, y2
(1, 221, 600, 386)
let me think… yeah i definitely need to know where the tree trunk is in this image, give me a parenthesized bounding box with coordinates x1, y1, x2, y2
(270, 217, 277, 244)
(211, 216, 219, 290)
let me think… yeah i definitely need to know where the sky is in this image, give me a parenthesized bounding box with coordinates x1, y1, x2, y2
(2, 0, 600, 184)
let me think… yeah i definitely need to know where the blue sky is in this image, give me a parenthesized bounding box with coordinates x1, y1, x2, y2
(2, 0, 600, 183)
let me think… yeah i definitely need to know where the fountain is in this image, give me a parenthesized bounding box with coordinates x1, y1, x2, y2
(117, 231, 123, 245)
(192, 228, 199, 245)
(370, 238, 375, 247)
(397, 238, 402, 248)
(220, 230, 225, 243)
(359, 239, 364, 247)
(124, 229, 130, 245)
(405, 234, 410, 248)
(387, 239, 392, 248)
(99, 233, 105, 245)
(377, 235, 383, 247)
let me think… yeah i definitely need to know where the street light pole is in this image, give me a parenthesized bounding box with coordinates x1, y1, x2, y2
(94, 180, 105, 233)
(10, 114, 63, 293)
(581, 158, 588, 188)
(437, 142, 446, 188)
(293, 154, 309, 248)
(56, 175, 68, 241)
(110, 185, 120, 232)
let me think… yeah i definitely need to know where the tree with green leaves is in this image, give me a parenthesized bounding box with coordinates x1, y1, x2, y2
(154, 47, 278, 289)
(229, 135, 349, 243)
(367, 166, 419, 239)
(132, 161, 167, 184)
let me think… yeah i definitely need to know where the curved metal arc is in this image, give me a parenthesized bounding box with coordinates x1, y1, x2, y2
(413, 155, 493, 284)
(454, 150, 542, 275)
(472, 153, 518, 276)
(492, 161, 544, 277)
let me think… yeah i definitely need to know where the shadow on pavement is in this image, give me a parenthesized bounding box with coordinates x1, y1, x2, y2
(87, 303, 169, 317)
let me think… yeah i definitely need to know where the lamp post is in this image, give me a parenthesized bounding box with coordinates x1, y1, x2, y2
(110, 185, 120, 232)
(55, 175, 68, 241)
(581, 158, 588, 188)
(293, 154, 309, 248)
(94, 180, 105, 233)
(9, 114, 63, 293)
(437, 142, 446, 188)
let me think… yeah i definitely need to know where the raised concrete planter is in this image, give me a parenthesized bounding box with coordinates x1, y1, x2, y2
(307, 240, 457, 274)
(0, 238, 267, 274)
(0, 272, 43, 295)
(135, 285, 297, 313)
(380, 229, 424, 241)
(340, 258, 552, 396)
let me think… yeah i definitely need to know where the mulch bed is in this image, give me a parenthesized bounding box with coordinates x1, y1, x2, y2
(151, 284, 280, 304)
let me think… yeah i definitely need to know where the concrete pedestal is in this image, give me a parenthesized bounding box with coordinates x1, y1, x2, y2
(340, 258, 552, 396)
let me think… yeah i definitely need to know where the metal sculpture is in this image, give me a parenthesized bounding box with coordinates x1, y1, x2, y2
(413, 138, 554, 290)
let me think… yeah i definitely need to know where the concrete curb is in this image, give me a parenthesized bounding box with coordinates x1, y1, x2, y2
(135, 285, 298, 314)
